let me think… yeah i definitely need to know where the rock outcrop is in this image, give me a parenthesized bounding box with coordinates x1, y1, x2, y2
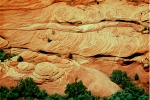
(0, 0, 149, 98)
(0, 50, 121, 97)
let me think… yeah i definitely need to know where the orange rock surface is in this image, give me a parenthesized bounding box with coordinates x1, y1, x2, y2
(0, 0, 149, 98)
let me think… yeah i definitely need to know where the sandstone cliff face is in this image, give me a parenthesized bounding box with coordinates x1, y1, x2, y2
(0, 0, 149, 98)
(0, 50, 121, 97)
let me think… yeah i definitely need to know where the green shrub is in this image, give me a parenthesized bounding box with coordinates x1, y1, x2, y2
(0, 71, 148, 100)
(121, 77, 132, 89)
(48, 94, 65, 100)
(110, 70, 128, 85)
(65, 80, 99, 100)
(103, 90, 134, 100)
(16, 78, 41, 97)
(65, 80, 87, 98)
(134, 73, 139, 80)
(6, 90, 19, 100)
(4, 78, 47, 99)
(68, 53, 73, 59)
(0, 78, 99, 100)
(48, 39, 52, 43)
(104, 70, 149, 100)
(36, 90, 48, 99)
(0, 49, 9, 62)
(0, 86, 9, 98)
(17, 56, 23, 62)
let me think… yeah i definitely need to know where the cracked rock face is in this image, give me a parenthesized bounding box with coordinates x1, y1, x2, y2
(0, 0, 149, 98)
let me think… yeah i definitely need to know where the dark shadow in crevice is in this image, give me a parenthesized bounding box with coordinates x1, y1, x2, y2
(38, 50, 52, 54)
(144, 65, 149, 72)
(92, 53, 145, 59)
(122, 61, 135, 66)
(122, 53, 144, 59)
(0, 36, 5, 39)
(92, 54, 103, 58)
(115, 20, 140, 25)
(91, 54, 116, 58)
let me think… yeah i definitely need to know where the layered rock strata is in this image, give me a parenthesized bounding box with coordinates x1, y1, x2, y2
(0, 0, 149, 98)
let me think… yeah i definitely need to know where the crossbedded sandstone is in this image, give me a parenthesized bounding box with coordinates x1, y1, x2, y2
(0, 0, 149, 98)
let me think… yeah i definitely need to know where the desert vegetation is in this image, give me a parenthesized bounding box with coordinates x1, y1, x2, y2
(0, 70, 148, 100)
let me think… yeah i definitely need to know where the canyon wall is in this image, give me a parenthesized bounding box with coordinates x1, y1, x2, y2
(0, 0, 149, 98)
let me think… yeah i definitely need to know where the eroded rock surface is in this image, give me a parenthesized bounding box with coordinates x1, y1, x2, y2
(0, 0, 149, 98)
(0, 50, 121, 97)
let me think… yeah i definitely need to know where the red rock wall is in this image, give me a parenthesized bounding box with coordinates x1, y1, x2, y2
(0, 0, 149, 97)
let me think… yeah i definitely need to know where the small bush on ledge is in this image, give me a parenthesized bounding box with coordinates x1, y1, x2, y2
(17, 56, 23, 62)
(0, 49, 18, 62)
(0, 49, 9, 62)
